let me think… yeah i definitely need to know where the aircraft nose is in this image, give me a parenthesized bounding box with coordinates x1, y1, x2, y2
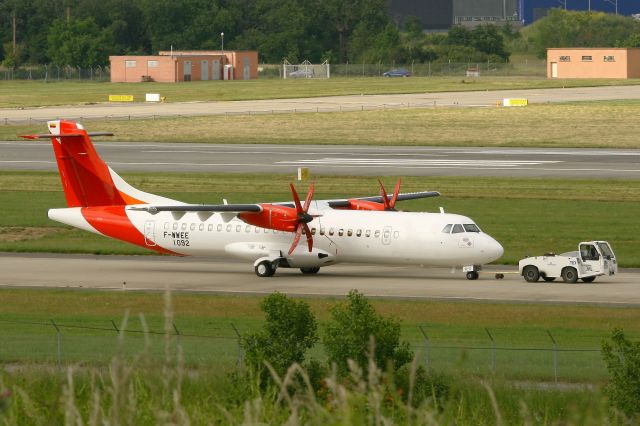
(483, 234, 504, 262)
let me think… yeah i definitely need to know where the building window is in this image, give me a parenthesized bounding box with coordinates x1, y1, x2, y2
(147, 60, 159, 68)
(559, 56, 570, 62)
(581, 56, 592, 62)
(125, 60, 137, 68)
(604, 55, 615, 62)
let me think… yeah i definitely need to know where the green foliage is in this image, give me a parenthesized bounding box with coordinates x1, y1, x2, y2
(46, 18, 114, 67)
(242, 292, 318, 379)
(323, 290, 413, 373)
(394, 364, 450, 407)
(527, 9, 640, 58)
(602, 328, 640, 419)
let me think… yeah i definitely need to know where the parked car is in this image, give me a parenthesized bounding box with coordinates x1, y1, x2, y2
(288, 69, 314, 78)
(383, 68, 411, 77)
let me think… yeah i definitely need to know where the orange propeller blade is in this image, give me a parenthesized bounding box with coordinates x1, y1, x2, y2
(290, 183, 303, 212)
(303, 182, 315, 213)
(303, 223, 313, 252)
(390, 178, 401, 209)
(289, 224, 303, 255)
(378, 179, 391, 210)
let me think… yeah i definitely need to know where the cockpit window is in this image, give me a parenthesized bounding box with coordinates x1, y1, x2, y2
(451, 224, 464, 234)
(463, 224, 480, 233)
(442, 224, 452, 234)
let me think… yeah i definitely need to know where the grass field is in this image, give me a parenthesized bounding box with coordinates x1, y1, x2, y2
(0, 288, 637, 383)
(2, 100, 639, 149)
(1, 77, 640, 108)
(2, 171, 640, 266)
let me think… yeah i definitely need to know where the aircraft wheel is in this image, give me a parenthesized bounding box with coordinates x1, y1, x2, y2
(543, 277, 556, 282)
(300, 267, 320, 275)
(466, 271, 479, 280)
(523, 266, 540, 282)
(581, 276, 596, 283)
(255, 260, 276, 277)
(561, 267, 578, 283)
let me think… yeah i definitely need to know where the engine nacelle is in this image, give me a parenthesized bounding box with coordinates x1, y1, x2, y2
(343, 199, 386, 211)
(239, 204, 298, 232)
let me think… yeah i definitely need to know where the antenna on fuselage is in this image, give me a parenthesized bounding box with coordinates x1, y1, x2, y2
(439, 207, 445, 214)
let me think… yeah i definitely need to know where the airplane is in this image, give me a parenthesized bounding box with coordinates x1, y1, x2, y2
(21, 120, 504, 280)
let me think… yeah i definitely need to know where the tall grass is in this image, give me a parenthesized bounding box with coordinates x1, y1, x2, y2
(0, 290, 631, 425)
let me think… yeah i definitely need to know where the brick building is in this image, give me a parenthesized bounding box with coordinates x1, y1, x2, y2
(109, 50, 258, 83)
(547, 48, 640, 79)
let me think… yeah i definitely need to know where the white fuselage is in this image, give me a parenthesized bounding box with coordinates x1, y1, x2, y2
(49, 204, 504, 269)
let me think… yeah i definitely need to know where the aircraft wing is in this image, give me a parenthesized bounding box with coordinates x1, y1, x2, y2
(326, 190, 440, 208)
(129, 204, 262, 214)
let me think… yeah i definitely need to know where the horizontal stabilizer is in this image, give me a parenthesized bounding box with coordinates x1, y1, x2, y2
(129, 204, 263, 214)
(20, 132, 114, 139)
(328, 191, 440, 208)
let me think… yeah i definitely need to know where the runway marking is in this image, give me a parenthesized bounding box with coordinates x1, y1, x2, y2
(278, 158, 562, 168)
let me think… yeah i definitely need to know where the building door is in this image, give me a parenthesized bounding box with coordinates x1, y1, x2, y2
(201, 60, 208, 80)
(212, 60, 221, 80)
(243, 57, 250, 80)
(551, 62, 558, 78)
(184, 61, 192, 81)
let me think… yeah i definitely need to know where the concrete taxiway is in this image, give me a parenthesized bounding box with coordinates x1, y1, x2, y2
(1, 253, 637, 305)
(2, 85, 640, 123)
(3, 142, 640, 179)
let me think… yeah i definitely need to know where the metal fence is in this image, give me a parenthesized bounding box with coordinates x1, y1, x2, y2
(1, 65, 110, 81)
(0, 60, 546, 81)
(0, 318, 607, 383)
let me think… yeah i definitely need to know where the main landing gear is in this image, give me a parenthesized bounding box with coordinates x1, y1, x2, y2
(254, 259, 322, 277)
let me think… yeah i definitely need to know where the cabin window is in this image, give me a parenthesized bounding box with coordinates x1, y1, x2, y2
(311, 227, 316, 235)
(236, 225, 241, 232)
(356, 229, 362, 237)
(245, 225, 251, 233)
(255, 227, 260, 233)
(452, 224, 464, 234)
(190, 223, 196, 231)
(393, 231, 399, 239)
(338, 229, 344, 236)
(226, 224, 232, 232)
(329, 228, 335, 236)
(173, 222, 178, 230)
(442, 224, 452, 233)
(164, 222, 170, 230)
(181, 223, 187, 231)
(347, 229, 353, 237)
(217, 224, 222, 232)
(365, 230, 371, 237)
(374, 230, 380, 238)
(463, 224, 480, 233)
(264, 228, 269, 233)
(320, 228, 325, 235)
(199, 223, 204, 231)
(207, 224, 213, 231)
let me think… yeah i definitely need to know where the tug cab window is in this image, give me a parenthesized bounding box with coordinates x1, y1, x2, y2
(580, 244, 599, 261)
(451, 224, 464, 234)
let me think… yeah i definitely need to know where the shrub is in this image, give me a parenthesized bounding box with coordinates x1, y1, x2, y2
(323, 289, 413, 374)
(242, 292, 318, 380)
(601, 328, 640, 419)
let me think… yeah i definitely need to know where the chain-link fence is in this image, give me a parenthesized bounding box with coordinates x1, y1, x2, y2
(1, 65, 110, 81)
(0, 60, 546, 81)
(0, 319, 608, 382)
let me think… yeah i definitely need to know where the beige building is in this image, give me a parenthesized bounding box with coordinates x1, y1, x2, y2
(110, 50, 258, 83)
(547, 48, 640, 79)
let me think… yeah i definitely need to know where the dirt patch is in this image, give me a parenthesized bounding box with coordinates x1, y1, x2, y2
(0, 227, 62, 242)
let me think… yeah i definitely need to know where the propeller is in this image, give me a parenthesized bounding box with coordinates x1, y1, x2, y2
(377, 178, 401, 211)
(288, 182, 321, 255)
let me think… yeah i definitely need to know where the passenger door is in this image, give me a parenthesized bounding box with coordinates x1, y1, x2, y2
(579, 243, 601, 275)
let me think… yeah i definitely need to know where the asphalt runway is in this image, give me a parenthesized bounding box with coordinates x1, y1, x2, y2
(2, 85, 640, 122)
(0, 253, 636, 305)
(3, 141, 640, 178)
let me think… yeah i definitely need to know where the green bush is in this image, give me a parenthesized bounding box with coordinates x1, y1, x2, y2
(242, 292, 318, 380)
(602, 328, 640, 419)
(394, 364, 451, 408)
(323, 289, 413, 374)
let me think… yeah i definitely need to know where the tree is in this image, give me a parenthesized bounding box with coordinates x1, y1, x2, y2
(323, 290, 412, 374)
(47, 18, 113, 67)
(602, 328, 640, 419)
(471, 24, 509, 61)
(242, 293, 318, 380)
